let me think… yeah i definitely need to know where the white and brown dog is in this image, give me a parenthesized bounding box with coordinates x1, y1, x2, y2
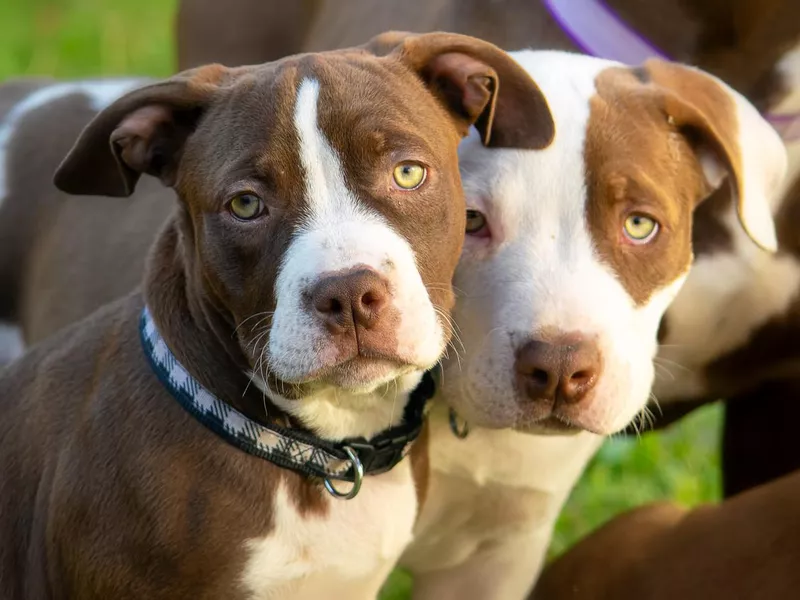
(398, 50, 785, 600)
(0, 33, 555, 599)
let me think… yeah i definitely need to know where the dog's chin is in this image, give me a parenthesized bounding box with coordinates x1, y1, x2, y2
(319, 357, 414, 392)
(270, 355, 422, 396)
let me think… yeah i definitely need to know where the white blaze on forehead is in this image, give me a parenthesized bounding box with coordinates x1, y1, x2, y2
(0, 78, 145, 200)
(262, 77, 445, 424)
(294, 77, 380, 230)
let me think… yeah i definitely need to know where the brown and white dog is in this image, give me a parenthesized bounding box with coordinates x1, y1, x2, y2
(174, 1, 793, 597)
(0, 33, 556, 598)
(176, 0, 800, 499)
(532, 470, 800, 600)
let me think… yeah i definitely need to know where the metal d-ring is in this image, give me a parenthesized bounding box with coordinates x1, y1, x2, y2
(449, 408, 470, 439)
(323, 446, 364, 500)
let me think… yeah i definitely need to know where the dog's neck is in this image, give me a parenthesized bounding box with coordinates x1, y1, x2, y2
(143, 218, 419, 441)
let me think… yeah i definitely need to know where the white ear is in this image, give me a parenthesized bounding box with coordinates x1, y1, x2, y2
(644, 59, 787, 253)
(699, 78, 786, 253)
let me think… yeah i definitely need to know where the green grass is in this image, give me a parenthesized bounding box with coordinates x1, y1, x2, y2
(0, 2, 723, 597)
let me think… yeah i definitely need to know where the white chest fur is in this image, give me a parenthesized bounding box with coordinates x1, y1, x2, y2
(240, 460, 417, 600)
(400, 404, 602, 575)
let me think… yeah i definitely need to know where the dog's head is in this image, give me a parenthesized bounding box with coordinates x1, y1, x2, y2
(54, 33, 554, 437)
(443, 51, 785, 435)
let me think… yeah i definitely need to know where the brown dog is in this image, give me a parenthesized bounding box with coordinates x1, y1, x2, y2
(532, 471, 800, 600)
(0, 33, 555, 599)
(174, 0, 800, 500)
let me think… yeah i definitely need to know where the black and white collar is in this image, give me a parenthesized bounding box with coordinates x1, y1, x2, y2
(139, 306, 434, 499)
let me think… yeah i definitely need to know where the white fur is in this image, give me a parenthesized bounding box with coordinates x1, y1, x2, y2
(400, 404, 602, 600)
(242, 460, 417, 599)
(0, 79, 144, 201)
(441, 51, 686, 436)
(703, 68, 785, 251)
(257, 77, 445, 440)
(656, 204, 800, 401)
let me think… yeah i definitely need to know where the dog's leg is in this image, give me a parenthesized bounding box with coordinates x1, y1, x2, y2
(411, 531, 550, 600)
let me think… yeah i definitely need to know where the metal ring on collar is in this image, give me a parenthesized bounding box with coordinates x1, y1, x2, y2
(323, 446, 364, 500)
(449, 408, 470, 439)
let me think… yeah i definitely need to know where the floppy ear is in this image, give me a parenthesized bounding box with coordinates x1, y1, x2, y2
(364, 31, 555, 150)
(642, 58, 787, 252)
(54, 64, 239, 197)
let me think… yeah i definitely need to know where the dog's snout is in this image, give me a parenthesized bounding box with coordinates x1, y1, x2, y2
(311, 269, 390, 332)
(514, 336, 601, 406)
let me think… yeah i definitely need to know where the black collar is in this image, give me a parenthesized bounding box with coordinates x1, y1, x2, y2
(139, 306, 435, 498)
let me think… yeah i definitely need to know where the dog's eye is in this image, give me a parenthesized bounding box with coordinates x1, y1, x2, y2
(392, 162, 426, 190)
(623, 213, 658, 243)
(229, 193, 265, 220)
(466, 209, 489, 237)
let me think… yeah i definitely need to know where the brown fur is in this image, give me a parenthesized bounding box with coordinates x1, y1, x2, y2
(532, 472, 800, 599)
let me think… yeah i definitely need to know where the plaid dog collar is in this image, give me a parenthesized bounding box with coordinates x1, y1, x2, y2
(139, 306, 434, 499)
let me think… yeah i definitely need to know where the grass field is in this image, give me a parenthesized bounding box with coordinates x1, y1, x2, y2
(1, 1, 723, 597)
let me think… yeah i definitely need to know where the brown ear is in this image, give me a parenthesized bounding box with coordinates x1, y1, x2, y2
(365, 31, 555, 150)
(641, 58, 786, 252)
(54, 64, 236, 197)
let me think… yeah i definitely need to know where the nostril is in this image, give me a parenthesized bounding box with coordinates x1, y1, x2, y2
(361, 291, 380, 308)
(530, 368, 550, 386)
(315, 296, 343, 315)
(570, 369, 594, 385)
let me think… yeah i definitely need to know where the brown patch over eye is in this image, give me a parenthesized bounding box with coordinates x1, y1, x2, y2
(583, 67, 702, 306)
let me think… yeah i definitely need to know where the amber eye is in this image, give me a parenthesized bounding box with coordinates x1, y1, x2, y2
(623, 213, 658, 243)
(229, 193, 265, 220)
(392, 162, 426, 190)
(465, 209, 488, 235)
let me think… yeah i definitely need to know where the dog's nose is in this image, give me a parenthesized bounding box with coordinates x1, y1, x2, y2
(514, 336, 601, 405)
(311, 269, 390, 332)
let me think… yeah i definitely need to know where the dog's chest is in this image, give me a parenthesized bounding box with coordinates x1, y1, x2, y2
(401, 407, 602, 572)
(240, 461, 417, 600)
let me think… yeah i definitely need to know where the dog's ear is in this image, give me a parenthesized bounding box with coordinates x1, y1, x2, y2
(364, 31, 555, 150)
(54, 64, 240, 197)
(641, 59, 786, 252)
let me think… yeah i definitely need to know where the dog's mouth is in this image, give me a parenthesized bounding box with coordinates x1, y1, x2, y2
(315, 355, 417, 390)
(514, 412, 585, 435)
(264, 351, 419, 396)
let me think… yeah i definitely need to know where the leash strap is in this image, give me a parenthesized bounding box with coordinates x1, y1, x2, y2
(139, 306, 433, 484)
(542, 0, 800, 143)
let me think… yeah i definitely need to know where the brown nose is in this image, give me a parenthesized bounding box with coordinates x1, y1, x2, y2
(311, 269, 390, 332)
(514, 337, 601, 406)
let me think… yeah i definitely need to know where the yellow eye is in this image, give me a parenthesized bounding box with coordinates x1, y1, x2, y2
(229, 193, 264, 220)
(393, 162, 426, 190)
(623, 214, 658, 243)
(466, 209, 488, 235)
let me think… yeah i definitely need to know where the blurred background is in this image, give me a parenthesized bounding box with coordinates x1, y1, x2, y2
(0, 0, 723, 596)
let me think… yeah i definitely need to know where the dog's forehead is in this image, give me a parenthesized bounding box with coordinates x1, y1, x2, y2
(465, 51, 701, 306)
